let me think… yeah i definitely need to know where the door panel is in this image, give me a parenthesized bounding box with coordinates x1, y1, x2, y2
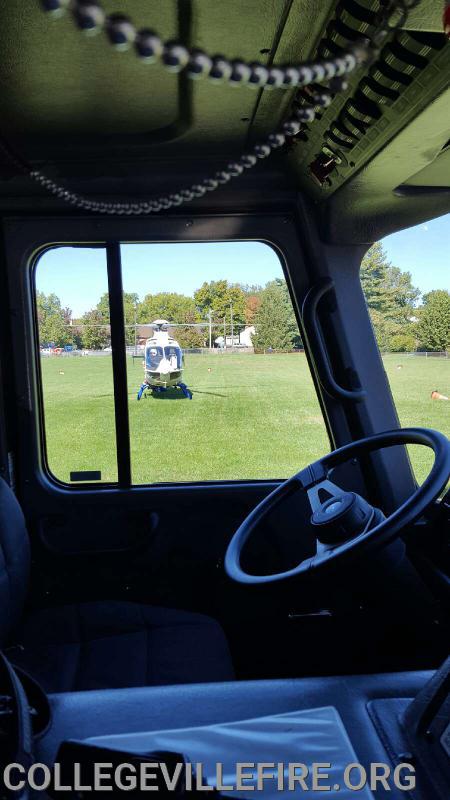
(5, 214, 427, 678)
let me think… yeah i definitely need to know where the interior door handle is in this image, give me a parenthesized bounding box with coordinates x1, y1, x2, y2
(302, 278, 366, 403)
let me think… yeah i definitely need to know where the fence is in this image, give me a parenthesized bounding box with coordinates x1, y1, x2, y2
(41, 347, 307, 357)
(41, 349, 101, 357)
(381, 351, 448, 358)
(40, 348, 449, 359)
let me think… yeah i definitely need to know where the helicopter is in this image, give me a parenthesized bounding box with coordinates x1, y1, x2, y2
(137, 320, 193, 400)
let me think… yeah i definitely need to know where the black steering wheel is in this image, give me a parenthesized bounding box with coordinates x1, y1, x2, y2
(225, 428, 450, 585)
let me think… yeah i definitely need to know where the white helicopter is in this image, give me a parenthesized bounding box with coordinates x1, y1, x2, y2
(137, 320, 193, 400)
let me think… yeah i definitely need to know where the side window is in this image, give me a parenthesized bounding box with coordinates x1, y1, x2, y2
(34, 241, 329, 486)
(121, 242, 329, 484)
(359, 215, 450, 484)
(35, 247, 118, 484)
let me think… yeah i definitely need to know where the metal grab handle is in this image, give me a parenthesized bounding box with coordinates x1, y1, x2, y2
(302, 278, 366, 402)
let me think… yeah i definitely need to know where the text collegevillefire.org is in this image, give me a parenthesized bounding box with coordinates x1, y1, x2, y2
(2, 761, 416, 793)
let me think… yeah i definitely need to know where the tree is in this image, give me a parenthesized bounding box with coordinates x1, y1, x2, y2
(36, 291, 62, 323)
(366, 309, 400, 353)
(40, 314, 71, 348)
(417, 290, 450, 352)
(386, 265, 420, 320)
(97, 292, 139, 346)
(138, 292, 199, 325)
(238, 283, 263, 296)
(168, 310, 204, 348)
(390, 332, 417, 353)
(95, 292, 111, 321)
(61, 306, 73, 325)
(360, 243, 420, 350)
(81, 309, 110, 350)
(36, 291, 73, 347)
(360, 243, 394, 313)
(245, 294, 262, 325)
(194, 281, 246, 326)
(173, 326, 205, 348)
(252, 279, 300, 351)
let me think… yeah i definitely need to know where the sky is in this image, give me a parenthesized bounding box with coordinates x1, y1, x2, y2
(36, 213, 449, 318)
(382, 213, 449, 295)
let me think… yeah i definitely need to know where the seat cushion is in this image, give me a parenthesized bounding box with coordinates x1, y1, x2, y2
(10, 601, 234, 693)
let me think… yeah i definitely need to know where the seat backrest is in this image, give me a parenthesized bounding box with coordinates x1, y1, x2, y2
(0, 478, 30, 645)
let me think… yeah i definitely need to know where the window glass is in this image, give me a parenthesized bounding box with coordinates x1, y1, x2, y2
(34, 241, 328, 487)
(147, 346, 164, 371)
(121, 242, 329, 484)
(35, 247, 118, 483)
(360, 215, 450, 484)
(165, 346, 183, 369)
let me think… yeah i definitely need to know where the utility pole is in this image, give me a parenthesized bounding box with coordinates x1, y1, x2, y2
(230, 303, 234, 352)
(134, 302, 138, 355)
(223, 317, 226, 350)
(208, 309, 212, 351)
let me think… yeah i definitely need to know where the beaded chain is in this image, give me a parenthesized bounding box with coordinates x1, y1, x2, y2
(23, 1, 421, 215)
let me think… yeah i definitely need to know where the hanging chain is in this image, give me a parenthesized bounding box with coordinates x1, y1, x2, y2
(42, 0, 367, 89)
(25, 1, 420, 215)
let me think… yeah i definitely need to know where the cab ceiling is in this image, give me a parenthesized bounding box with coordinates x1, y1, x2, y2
(1, 0, 323, 158)
(0, 0, 449, 243)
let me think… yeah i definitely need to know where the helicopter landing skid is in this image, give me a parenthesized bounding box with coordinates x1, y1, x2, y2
(137, 382, 193, 400)
(178, 382, 193, 400)
(137, 382, 149, 401)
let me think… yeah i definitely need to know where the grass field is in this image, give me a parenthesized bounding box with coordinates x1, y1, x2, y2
(41, 352, 449, 486)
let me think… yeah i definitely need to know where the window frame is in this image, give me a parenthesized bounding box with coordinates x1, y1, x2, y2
(8, 215, 335, 494)
(31, 242, 122, 490)
(4, 212, 419, 516)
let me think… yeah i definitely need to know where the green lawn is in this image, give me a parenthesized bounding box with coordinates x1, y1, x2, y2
(381, 353, 449, 484)
(41, 352, 449, 486)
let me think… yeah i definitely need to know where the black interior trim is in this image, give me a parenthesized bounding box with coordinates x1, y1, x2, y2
(106, 241, 131, 488)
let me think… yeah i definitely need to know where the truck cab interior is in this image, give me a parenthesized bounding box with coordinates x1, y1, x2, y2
(0, 1, 449, 798)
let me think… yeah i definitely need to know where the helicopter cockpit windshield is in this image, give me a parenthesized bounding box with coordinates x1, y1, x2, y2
(165, 346, 182, 370)
(146, 345, 182, 372)
(146, 346, 164, 371)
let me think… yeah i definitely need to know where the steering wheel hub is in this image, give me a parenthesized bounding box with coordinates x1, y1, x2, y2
(311, 491, 382, 546)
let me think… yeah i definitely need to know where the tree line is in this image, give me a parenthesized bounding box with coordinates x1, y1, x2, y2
(37, 243, 449, 352)
(37, 278, 301, 351)
(360, 243, 449, 352)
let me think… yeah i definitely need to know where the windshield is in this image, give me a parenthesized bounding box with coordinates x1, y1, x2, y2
(165, 346, 182, 369)
(360, 215, 450, 485)
(146, 346, 164, 371)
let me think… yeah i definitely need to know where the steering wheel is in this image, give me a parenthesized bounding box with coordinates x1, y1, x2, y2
(225, 428, 450, 585)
